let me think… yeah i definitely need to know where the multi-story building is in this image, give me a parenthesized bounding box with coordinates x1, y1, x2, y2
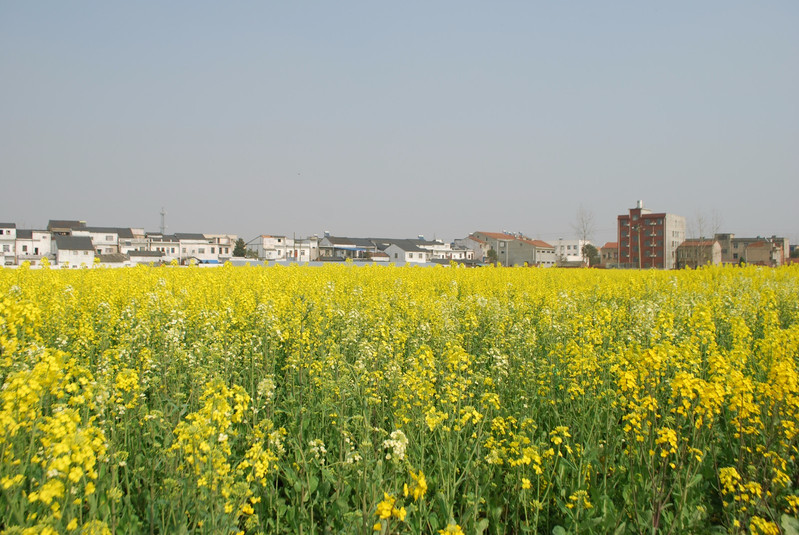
(617, 201, 685, 269)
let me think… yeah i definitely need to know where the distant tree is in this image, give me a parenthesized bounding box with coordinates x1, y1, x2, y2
(583, 244, 600, 267)
(233, 238, 247, 257)
(687, 210, 723, 240)
(487, 248, 498, 265)
(791, 248, 799, 259)
(571, 205, 595, 264)
(245, 248, 259, 259)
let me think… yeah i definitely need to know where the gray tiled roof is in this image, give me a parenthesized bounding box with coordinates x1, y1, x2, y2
(16, 229, 32, 239)
(48, 220, 86, 231)
(84, 227, 135, 239)
(0, 222, 16, 229)
(128, 250, 164, 257)
(174, 233, 208, 241)
(98, 253, 127, 263)
(55, 235, 95, 251)
(382, 239, 427, 253)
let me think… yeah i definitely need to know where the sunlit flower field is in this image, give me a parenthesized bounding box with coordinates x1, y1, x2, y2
(1, 263, 798, 534)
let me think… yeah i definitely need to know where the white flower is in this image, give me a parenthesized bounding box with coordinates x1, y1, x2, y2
(382, 430, 408, 461)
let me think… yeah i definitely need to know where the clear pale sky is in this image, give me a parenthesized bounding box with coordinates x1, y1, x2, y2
(2, 2, 797, 245)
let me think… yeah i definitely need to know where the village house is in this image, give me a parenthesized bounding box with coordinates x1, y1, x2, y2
(714, 233, 790, 266)
(53, 235, 95, 267)
(381, 240, 433, 265)
(599, 242, 619, 268)
(146, 233, 181, 263)
(676, 239, 722, 268)
(318, 236, 378, 260)
(14, 229, 52, 266)
(551, 239, 591, 267)
(0, 223, 17, 265)
(47, 220, 87, 236)
(468, 232, 556, 267)
(174, 233, 218, 264)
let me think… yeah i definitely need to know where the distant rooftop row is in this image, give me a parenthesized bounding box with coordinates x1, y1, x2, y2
(0, 203, 794, 268)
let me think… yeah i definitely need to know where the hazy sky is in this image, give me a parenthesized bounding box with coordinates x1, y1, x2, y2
(2, 2, 797, 245)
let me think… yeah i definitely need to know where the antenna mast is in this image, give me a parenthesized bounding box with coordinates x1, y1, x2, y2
(160, 207, 167, 235)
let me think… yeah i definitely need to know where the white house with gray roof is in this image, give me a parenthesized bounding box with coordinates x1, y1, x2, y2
(53, 235, 95, 267)
(381, 240, 432, 265)
(15, 229, 52, 265)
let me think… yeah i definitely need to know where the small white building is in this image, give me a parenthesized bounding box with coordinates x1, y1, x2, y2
(147, 233, 181, 263)
(251, 235, 318, 261)
(174, 233, 219, 264)
(383, 240, 432, 265)
(15, 229, 53, 265)
(53, 236, 95, 267)
(0, 223, 17, 265)
(318, 236, 378, 260)
(205, 234, 236, 260)
(118, 228, 148, 255)
(72, 227, 123, 255)
(551, 239, 591, 266)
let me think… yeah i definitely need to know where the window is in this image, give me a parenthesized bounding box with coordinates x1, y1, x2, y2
(2, 245, 8, 252)
(22, 245, 28, 252)
(211, 247, 215, 254)
(182, 248, 187, 253)
(198, 248, 205, 254)
(733, 253, 738, 259)
(105, 235, 113, 241)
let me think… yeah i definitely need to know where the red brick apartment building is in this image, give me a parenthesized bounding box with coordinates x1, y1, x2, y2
(617, 201, 686, 270)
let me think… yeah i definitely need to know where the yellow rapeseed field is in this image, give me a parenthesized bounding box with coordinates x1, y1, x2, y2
(1, 263, 798, 534)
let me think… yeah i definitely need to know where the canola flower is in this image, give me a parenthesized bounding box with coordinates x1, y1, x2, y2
(0, 263, 798, 533)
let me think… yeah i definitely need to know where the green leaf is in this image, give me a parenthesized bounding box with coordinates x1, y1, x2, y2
(309, 475, 319, 494)
(613, 521, 627, 535)
(475, 518, 489, 534)
(552, 526, 567, 535)
(686, 473, 702, 489)
(782, 514, 799, 535)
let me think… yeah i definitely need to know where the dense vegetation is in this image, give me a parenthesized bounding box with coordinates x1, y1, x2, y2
(1, 264, 798, 534)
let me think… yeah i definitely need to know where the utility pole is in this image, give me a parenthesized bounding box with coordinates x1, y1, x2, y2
(160, 207, 167, 235)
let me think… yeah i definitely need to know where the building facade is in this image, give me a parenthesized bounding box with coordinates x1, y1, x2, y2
(676, 239, 722, 268)
(617, 201, 685, 269)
